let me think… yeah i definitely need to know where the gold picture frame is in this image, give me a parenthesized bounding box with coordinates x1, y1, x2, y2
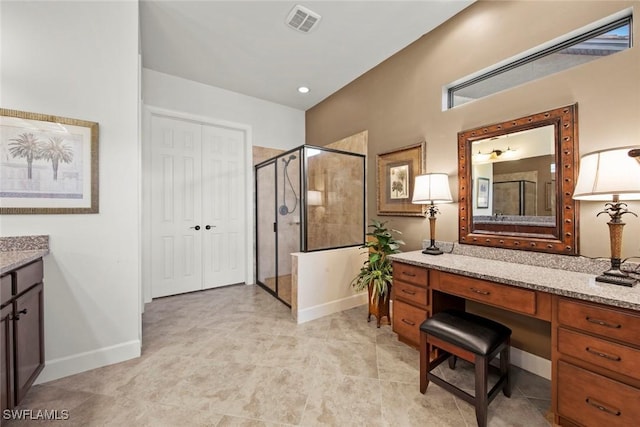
(376, 141, 425, 216)
(0, 108, 99, 214)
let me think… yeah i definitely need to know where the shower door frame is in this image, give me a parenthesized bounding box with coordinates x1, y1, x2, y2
(254, 144, 367, 306)
(255, 147, 304, 306)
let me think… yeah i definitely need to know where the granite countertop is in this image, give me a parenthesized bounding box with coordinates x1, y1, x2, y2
(0, 249, 49, 275)
(390, 250, 640, 312)
(0, 235, 50, 275)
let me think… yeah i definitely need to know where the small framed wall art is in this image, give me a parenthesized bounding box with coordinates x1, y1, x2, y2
(376, 141, 425, 216)
(0, 108, 99, 214)
(476, 177, 490, 209)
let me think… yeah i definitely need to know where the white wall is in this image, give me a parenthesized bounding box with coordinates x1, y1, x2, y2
(0, 1, 141, 382)
(142, 69, 305, 150)
(293, 247, 368, 323)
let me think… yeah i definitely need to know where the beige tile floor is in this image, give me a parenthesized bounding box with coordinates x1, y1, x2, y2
(6, 285, 552, 426)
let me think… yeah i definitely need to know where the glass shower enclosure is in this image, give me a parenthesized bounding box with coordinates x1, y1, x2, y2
(255, 145, 366, 306)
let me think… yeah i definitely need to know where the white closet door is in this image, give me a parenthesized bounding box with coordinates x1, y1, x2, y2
(150, 116, 203, 298)
(201, 125, 246, 288)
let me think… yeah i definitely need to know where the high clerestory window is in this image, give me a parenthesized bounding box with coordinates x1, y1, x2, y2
(446, 13, 632, 109)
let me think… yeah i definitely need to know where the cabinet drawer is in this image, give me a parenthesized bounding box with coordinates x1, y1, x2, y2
(393, 300, 427, 346)
(558, 298, 640, 346)
(558, 360, 640, 427)
(1, 274, 12, 306)
(15, 260, 43, 296)
(394, 280, 427, 307)
(558, 327, 640, 382)
(393, 262, 427, 288)
(436, 272, 536, 316)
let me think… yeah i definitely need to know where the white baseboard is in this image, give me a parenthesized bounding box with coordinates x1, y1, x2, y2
(297, 293, 367, 324)
(35, 340, 141, 384)
(510, 347, 551, 380)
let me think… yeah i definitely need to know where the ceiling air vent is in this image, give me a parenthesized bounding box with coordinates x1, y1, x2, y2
(286, 5, 321, 33)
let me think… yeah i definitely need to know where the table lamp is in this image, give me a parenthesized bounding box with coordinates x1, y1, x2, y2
(573, 147, 640, 287)
(412, 173, 453, 255)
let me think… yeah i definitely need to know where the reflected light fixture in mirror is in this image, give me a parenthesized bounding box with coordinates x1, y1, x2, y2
(573, 147, 640, 286)
(412, 173, 453, 255)
(473, 147, 517, 162)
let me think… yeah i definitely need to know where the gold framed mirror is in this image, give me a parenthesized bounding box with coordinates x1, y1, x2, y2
(457, 104, 579, 255)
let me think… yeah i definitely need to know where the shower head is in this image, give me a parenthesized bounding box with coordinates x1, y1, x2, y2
(282, 154, 297, 166)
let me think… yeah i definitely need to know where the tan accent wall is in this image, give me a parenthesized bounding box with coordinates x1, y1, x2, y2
(306, 0, 640, 259)
(306, 1, 639, 359)
(326, 130, 368, 155)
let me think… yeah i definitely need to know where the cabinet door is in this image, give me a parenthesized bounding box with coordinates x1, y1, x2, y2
(13, 283, 44, 405)
(1, 303, 14, 413)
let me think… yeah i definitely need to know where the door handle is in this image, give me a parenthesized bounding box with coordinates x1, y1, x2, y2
(190, 225, 201, 231)
(205, 225, 215, 230)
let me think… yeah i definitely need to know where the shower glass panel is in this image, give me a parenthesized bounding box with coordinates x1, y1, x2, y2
(493, 180, 537, 215)
(305, 148, 365, 251)
(255, 145, 365, 306)
(276, 149, 301, 305)
(256, 161, 277, 292)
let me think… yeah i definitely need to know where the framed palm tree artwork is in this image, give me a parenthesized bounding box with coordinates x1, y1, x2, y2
(0, 108, 98, 214)
(376, 141, 425, 216)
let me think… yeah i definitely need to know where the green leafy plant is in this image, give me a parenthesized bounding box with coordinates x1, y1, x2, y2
(351, 219, 404, 304)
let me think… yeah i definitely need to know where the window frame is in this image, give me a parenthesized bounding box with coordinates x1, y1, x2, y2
(447, 15, 633, 109)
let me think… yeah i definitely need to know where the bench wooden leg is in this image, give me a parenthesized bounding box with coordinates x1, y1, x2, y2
(420, 329, 429, 393)
(501, 342, 511, 397)
(475, 355, 489, 427)
(448, 355, 457, 370)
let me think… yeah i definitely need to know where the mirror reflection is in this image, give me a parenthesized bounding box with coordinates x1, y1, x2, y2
(471, 125, 555, 232)
(457, 104, 578, 255)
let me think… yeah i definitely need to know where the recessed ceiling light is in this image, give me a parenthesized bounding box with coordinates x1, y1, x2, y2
(298, 86, 310, 94)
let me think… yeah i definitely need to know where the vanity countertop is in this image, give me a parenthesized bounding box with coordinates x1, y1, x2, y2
(0, 249, 49, 275)
(390, 251, 640, 312)
(0, 235, 49, 274)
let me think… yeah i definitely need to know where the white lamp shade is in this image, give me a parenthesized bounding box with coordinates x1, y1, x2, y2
(307, 190, 323, 206)
(412, 173, 453, 204)
(573, 147, 640, 201)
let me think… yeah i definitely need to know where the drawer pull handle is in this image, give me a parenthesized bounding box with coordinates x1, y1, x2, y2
(401, 289, 416, 296)
(401, 318, 416, 326)
(470, 288, 490, 296)
(585, 347, 621, 362)
(586, 317, 621, 329)
(11, 308, 28, 320)
(585, 398, 621, 417)
(402, 272, 417, 277)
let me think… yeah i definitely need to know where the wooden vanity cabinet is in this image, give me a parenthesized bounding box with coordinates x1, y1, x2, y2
(0, 259, 45, 420)
(392, 263, 466, 347)
(391, 259, 640, 426)
(553, 297, 640, 427)
(392, 262, 429, 348)
(13, 282, 44, 404)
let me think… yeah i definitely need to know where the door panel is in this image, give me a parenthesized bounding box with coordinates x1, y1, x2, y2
(256, 162, 276, 292)
(201, 125, 246, 288)
(150, 116, 203, 297)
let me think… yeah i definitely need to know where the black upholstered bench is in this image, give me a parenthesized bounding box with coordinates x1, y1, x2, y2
(419, 310, 512, 427)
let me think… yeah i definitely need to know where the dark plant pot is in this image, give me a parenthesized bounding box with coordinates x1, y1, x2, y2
(367, 284, 391, 328)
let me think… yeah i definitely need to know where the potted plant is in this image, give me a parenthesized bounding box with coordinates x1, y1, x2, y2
(351, 219, 404, 327)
